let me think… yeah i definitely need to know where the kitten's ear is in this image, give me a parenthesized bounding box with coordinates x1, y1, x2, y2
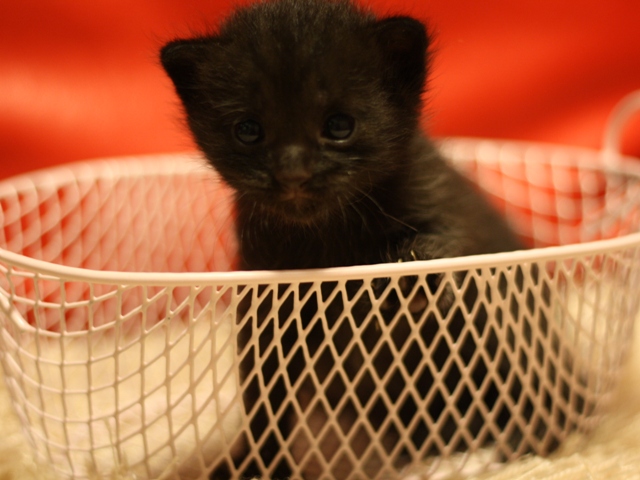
(160, 38, 212, 104)
(372, 16, 429, 101)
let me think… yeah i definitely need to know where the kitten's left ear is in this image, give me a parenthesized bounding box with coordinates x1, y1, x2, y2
(372, 16, 429, 102)
(160, 38, 211, 105)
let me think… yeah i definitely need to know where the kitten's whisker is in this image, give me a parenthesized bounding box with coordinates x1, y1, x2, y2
(355, 188, 418, 232)
(346, 200, 371, 236)
(238, 196, 259, 261)
(337, 197, 349, 227)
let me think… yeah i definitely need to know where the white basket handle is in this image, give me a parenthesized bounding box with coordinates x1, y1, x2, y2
(602, 90, 640, 162)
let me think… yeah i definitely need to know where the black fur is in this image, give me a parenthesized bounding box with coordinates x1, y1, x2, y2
(161, 0, 521, 272)
(161, 0, 524, 477)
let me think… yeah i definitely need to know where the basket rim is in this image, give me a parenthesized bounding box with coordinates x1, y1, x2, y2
(1, 136, 640, 286)
(1, 235, 640, 286)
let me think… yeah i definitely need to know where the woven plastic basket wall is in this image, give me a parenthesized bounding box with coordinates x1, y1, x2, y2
(1, 92, 640, 480)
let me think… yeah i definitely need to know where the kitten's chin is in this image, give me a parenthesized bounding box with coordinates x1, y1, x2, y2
(269, 201, 331, 226)
(263, 194, 335, 226)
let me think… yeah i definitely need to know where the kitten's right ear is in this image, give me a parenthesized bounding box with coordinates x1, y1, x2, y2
(372, 16, 429, 104)
(160, 39, 211, 103)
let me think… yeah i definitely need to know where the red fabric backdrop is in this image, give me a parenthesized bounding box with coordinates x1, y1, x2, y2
(1, 0, 639, 180)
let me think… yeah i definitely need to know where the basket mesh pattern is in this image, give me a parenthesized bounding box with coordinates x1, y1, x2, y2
(0, 141, 639, 480)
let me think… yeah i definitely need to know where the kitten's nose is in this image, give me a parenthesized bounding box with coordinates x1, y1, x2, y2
(276, 145, 312, 189)
(275, 168, 312, 190)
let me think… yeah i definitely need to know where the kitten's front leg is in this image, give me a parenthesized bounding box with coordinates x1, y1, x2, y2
(377, 234, 463, 315)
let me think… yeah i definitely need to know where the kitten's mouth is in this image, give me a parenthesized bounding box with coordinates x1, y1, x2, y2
(270, 188, 329, 223)
(279, 188, 312, 202)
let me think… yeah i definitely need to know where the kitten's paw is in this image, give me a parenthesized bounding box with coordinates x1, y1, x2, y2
(396, 251, 430, 313)
(372, 250, 430, 315)
(375, 248, 458, 316)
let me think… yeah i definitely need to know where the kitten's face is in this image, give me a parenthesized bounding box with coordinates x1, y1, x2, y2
(162, 0, 428, 225)
(190, 44, 405, 224)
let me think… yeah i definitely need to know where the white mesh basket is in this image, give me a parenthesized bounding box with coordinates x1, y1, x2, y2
(1, 92, 640, 480)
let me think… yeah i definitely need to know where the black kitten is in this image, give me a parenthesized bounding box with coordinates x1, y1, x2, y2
(162, 0, 523, 477)
(161, 0, 521, 270)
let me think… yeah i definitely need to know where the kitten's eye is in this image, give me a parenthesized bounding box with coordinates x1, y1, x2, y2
(235, 120, 263, 145)
(323, 114, 355, 141)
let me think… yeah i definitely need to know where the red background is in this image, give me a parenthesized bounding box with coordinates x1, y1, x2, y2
(1, 0, 639, 180)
